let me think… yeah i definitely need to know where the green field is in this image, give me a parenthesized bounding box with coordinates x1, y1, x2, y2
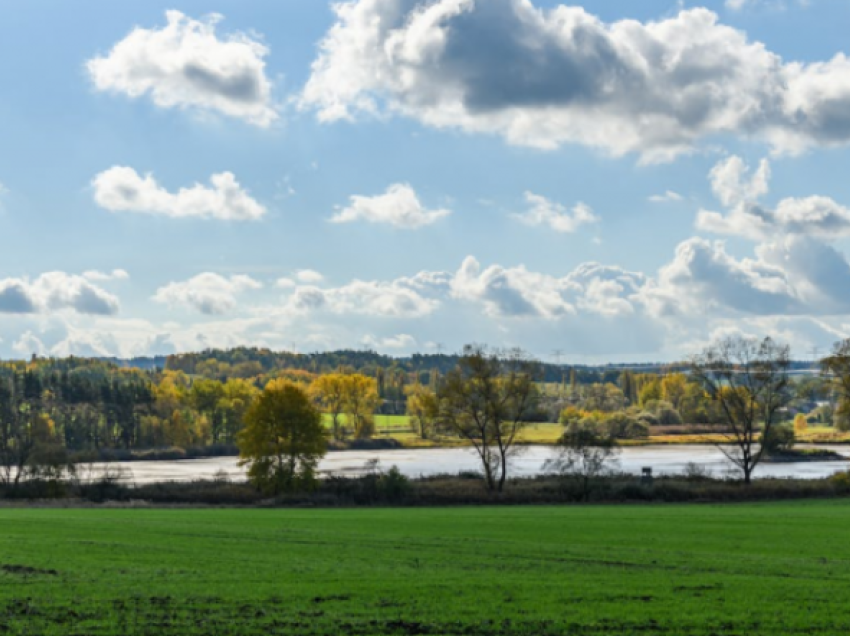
(322, 413, 413, 432)
(1, 503, 849, 635)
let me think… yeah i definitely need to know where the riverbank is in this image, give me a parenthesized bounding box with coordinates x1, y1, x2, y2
(65, 423, 850, 465)
(4, 471, 850, 507)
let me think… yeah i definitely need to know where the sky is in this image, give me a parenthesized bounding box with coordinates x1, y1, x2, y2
(1, 0, 850, 363)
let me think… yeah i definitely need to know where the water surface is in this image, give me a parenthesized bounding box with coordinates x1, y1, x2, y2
(86, 444, 850, 484)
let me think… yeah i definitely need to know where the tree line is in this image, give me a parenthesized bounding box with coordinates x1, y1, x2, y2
(3, 336, 850, 493)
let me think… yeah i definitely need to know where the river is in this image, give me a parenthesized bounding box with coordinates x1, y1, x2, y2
(85, 444, 850, 484)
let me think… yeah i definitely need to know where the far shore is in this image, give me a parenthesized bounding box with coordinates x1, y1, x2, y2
(64, 425, 850, 465)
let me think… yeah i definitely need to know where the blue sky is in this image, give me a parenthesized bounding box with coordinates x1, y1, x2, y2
(2, 0, 850, 361)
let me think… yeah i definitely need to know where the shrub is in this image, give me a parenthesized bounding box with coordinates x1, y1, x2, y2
(763, 424, 795, 453)
(830, 471, 850, 493)
(600, 413, 649, 440)
(635, 411, 659, 426)
(379, 465, 411, 503)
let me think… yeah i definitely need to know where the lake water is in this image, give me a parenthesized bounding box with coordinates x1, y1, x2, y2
(86, 444, 850, 484)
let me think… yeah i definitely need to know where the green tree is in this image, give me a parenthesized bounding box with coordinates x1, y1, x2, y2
(544, 420, 620, 501)
(238, 384, 327, 494)
(638, 379, 662, 407)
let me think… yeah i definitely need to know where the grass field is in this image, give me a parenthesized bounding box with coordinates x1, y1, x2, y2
(2, 502, 850, 634)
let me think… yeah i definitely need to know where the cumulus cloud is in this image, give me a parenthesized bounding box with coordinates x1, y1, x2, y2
(0, 273, 120, 315)
(642, 238, 800, 316)
(87, 11, 277, 126)
(302, 1, 850, 161)
(153, 273, 262, 314)
(330, 183, 450, 228)
(697, 156, 850, 239)
(513, 192, 598, 233)
(295, 269, 324, 283)
(450, 257, 643, 319)
(710, 156, 771, 208)
(83, 269, 130, 282)
(93, 167, 266, 221)
(285, 278, 440, 318)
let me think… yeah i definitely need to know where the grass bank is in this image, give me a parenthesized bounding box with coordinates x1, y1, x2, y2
(2, 501, 850, 634)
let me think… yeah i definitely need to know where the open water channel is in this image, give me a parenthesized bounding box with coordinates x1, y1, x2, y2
(88, 444, 850, 484)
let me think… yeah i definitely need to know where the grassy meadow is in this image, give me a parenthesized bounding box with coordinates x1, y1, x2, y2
(339, 416, 850, 448)
(2, 502, 850, 634)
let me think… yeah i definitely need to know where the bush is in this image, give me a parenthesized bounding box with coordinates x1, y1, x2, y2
(635, 411, 659, 426)
(763, 424, 795, 453)
(600, 413, 649, 440)
(830, 471, 850, 493)
(379, 465, 411, 503)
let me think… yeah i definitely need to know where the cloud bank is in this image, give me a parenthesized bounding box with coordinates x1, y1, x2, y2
(302, 0, 850, 161)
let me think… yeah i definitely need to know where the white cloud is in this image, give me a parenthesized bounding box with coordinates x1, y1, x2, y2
(12, 331, 46, 357)
(513, 192, 598, 233)
(93, 167, 266, 221)
(449, 257, 643, 319)
(0, 273, 120, 315)
(697, 156, 850, 240)
(361, 333, 417, 350)
(285, 278, 439, 318)
(87, 10, 277, 126)
(83, 269, 130, 282)
(641, 238, 800, 317)
(649, 191, 683, 203)
(709, 156, 771, 208)
(295, 269, 324, 283)
(302, 1, 850, 161)
(330, 183, 450, 228)
(153, 273, 262, 315)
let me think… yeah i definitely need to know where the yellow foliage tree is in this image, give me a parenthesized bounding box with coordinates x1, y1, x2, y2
(238, 384, 327, 494)
(793, 413, 809, 434)
(309, 374, 348, 441)
(342, 374, 380, 439)
(661, 374, 688, 409)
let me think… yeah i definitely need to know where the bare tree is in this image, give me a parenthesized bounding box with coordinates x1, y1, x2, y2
(437, 345, 540, 492)
(544, 421, 620, 501)
(690, 336, 791, 485)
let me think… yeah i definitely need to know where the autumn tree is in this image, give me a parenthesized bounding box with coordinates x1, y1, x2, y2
(661, 373, 688, 410)
(690, 336, 791, 485)
(310, 374, 348, 441)
(437, 346, 540, 493)
(238, 383, 327, 494)
(638, 379, 662, 407)
(821, 339, 850, 432)
(342, 374, 380, 439)
(405, 384, 439, 440)
(793, 413, 809, 434)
